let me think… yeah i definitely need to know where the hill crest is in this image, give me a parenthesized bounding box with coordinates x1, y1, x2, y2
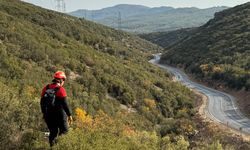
(69, 4, 227, 33)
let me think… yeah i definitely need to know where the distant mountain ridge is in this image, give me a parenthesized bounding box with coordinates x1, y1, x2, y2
(70, 4, 174, 19)
(69, 4, 228, 33)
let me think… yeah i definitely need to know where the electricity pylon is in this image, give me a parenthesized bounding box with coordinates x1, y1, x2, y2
(55, 0, 66, 12)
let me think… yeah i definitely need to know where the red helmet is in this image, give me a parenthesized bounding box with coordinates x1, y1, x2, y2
(54, 71, 66, 80)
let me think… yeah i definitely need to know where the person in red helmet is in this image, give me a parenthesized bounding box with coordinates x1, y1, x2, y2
(40, 71, 73, 146)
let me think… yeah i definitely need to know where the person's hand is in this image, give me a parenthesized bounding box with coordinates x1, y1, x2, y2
(68, 116, 73, 125)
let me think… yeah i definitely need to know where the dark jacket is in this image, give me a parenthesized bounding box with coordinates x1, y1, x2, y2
(40, 83, 71, 119)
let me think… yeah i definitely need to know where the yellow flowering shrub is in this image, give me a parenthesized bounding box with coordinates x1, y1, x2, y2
(144, 98, 156, 109)
(75, 107, 93, 128)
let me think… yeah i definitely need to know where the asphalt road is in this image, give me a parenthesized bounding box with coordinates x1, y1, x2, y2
(150, 54, 250, 135)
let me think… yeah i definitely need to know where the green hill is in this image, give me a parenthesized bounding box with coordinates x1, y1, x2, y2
(160, 2, 250, 91)
(139, 28, 197, 48)
(69, 4, 227, 33)
(0, 0, 246, 149)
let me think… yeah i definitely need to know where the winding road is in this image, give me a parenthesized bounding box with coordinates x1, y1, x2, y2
(150, 54, 250, 135)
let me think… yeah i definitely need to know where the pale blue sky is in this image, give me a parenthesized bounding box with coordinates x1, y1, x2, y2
(22, 0, 250, 12)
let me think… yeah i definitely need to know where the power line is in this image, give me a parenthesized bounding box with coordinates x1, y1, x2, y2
(118, 11, 121, 30)
(50, 0, 55, 10)
(55, 0, 66, 12)
(91, 10, 94, 21)
(82, 10, 87, 19)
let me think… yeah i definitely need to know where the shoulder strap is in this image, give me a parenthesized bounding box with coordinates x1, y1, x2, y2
(54, 86, 60, 93)
(46, 84, 50, 90)
(46, 84, 60, 91)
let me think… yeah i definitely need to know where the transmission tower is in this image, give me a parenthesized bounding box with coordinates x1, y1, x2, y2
(118, 11, 122, 30)
(83, 10, 87, 19)
(55, 0, 66, 12)
(91, 10, 94, 21)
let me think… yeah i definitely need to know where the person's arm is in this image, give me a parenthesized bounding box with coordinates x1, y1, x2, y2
(61, 97, 71, 116)
(40, 98, 45, 113)
(61, 97, 73, 125)
(58, 87, 73, 124)
(40, 87, 46, 118)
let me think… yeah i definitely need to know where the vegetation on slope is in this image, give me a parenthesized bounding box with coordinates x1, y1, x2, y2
(139, 28, 197, 48)
(0, 0, 248, 149)
(160, 2, 250, 91)
(0, 0, 193, 149)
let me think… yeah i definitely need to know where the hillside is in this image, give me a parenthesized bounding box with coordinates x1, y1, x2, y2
(0, 0, 247, 149)
(69, 4, 227, 33)
(139, 28, 197, 48)
(0, 0, 191, 149)
(160, 2, 250, 91)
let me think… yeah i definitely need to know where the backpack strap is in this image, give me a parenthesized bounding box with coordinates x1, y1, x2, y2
(45, 84, 60, 94)
(54, 86, 60, 93)
(46, 84, 50, 90)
